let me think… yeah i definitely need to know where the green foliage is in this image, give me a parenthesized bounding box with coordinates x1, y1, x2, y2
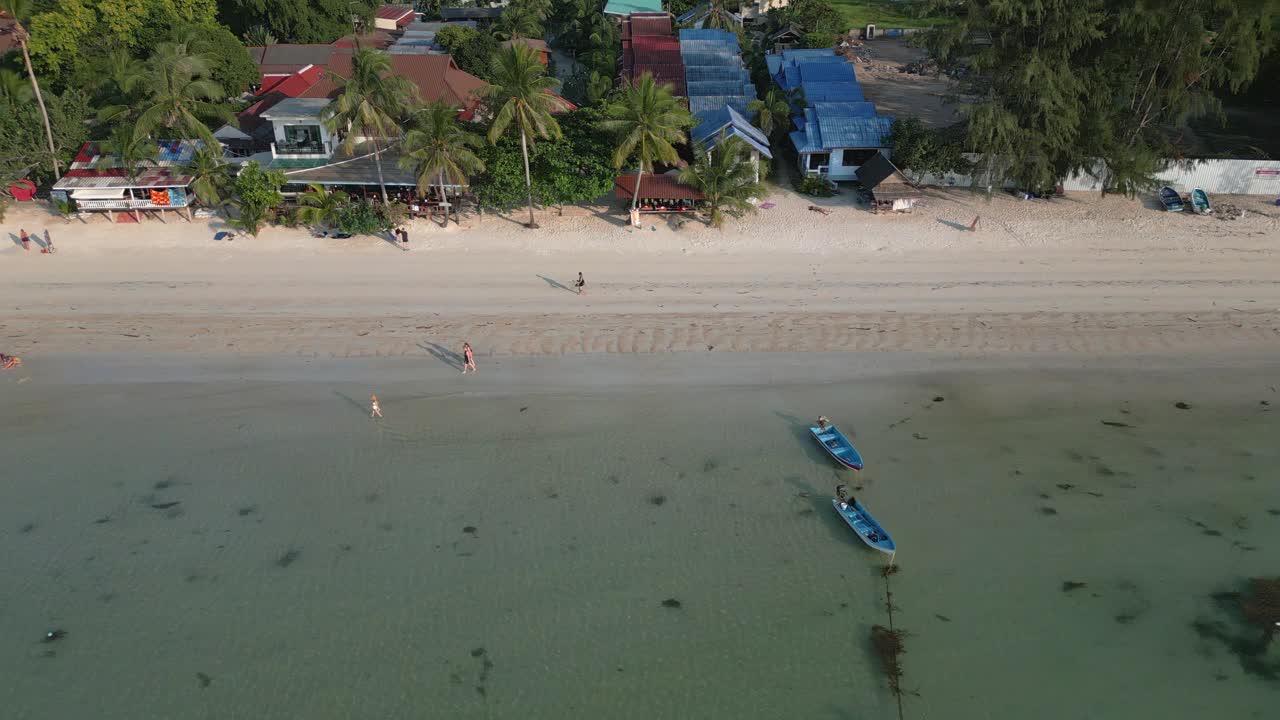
(0, 69, 34, 105)
(748, 87, 792, 138)
(105, 124, 159, 183)
(777, 0, 846, 37)
(928, 0, 1280, 194)
(52, 197, 77, 220)
(801, 32, 837, 48)
(183, 145, 233, 207)
(399, 100, 486, 225)
(561, 69, 613, 108)
(600, 72, 692, 212)
(493, 2, 544, 41)
(435, 25, 499, 80)
(127, 41, 229, 145)
(0, 87, 90, 185)
(679, 136, 764, 229)
(335, 199, 388, 235)
(242, 25, 277, 47)
(295, 184, 348, 228)
(170, 23, 259, 97)
(230, 160, 285, 235)
(886, 117, 970, 179)
(218, 0, 380, 44)
(480, 44, 566, 225)
(472, 108, 616, 209)
(26, 0, 219, 78)
(795, 174, 836, 196)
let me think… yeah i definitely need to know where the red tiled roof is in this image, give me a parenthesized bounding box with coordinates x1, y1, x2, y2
(622, 12, 673, 38)
(299, 53, 487, 112)
(615, 174, 704, 201)
(332, 31, 395, 49)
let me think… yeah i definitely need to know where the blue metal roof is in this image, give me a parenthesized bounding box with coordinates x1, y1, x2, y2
(796, 81, 865, 103)
(680, 29, 770, 158)
(764, 49, 892, 154)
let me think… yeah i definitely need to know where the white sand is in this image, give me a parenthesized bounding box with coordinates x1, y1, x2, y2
(2, 186, 1278, 359)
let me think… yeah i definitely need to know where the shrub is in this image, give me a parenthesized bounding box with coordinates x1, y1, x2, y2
(795, 174, 836, 196)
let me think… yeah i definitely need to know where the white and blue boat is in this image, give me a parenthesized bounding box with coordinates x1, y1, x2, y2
(832, 498, 896, 554)
(810, 420, 864, 470)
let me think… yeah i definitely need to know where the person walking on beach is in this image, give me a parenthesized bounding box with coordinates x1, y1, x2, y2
(370, 394, 382, 418)
(462, 342, 477, 374)
(19, 228, 30, 251)
(574, 272, 585, 295)
(43, 229, 55, 253)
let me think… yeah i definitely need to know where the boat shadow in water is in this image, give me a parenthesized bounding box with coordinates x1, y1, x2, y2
(782, 474, 863, 548)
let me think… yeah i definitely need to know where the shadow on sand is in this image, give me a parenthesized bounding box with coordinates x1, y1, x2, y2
(537, 274, 573, 293)
(418, 341, 463, 370)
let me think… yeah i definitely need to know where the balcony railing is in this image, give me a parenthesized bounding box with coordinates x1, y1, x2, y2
(75, 198, 191, 210)
(271, 141, 333, 159)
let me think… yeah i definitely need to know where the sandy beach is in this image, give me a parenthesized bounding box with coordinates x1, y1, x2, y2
(3, 187, 1278, 361)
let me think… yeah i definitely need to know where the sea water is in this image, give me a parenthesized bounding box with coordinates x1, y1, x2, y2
(1, 356, 1276, 719)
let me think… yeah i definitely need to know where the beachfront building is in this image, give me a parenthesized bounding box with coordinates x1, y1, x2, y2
(766, 48, 893, 181)
(615, 173, 703, 215)
(855, 153, 921, 213)
(740, 0, 790, 24)
(51, 141, 198, 222)
(679, 29, 770, 181)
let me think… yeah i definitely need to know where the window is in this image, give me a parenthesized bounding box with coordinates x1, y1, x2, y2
(840, 149, 879, 167)
(282, 124, 323, 152)
(806, 153, 830, 170)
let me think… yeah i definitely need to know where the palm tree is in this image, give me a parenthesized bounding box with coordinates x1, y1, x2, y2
(0, 0, 60, 178)
(0, 68, 33, 105)
(128, 42, 229, 146)
(243, 25, 277, 47)
(678, 135, 764, 229)
(493, 5, 543, 41)
(93, 49, 144, 126)
(106, 126, 159, 185)
(748, 87, 792, 138)
(320, 48, 415, 204)
(295, 184, 348, 229)
(600, 72, 691, 220)
(182, 145, 232, 208)
(479, 45, 565, 228)
(399, 100, 485, 226)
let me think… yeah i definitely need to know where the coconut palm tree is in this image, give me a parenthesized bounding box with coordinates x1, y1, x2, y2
(295, 184, 348, 229)
(747, 87, 792, 138)
(399, 100, 485, 226)
(128, 42, 229, 146)
(599, 72, 691, 219)
(0, 0, 60, 178)
(105, 126, 159, 185)
(678, 135, 763, 229)
(93, 49, 144, 126)
(320, 48, 415, 204)
(182, 145, 233, 208)
(479, 44, 565, 228)
(493, 4, 543, 41)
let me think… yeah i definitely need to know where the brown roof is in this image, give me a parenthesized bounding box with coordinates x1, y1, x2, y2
(614, 174, 704, 201)
(623, 13, 673, 38)
(299, 53, 487, 111)
(248, 44, 337, 69)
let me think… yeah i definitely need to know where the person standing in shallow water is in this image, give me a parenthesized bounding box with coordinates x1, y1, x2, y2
(370, 394, 382, 418)
(462, 342, 477, 374)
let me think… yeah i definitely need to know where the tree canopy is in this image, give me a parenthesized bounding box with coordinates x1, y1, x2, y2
(928, 0, 1280, 193)
(218, 0, 379, 44)
(472, 108, 616, 210)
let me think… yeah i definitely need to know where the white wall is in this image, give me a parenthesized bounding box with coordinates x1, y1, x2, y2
(915, 155, 1280, 196)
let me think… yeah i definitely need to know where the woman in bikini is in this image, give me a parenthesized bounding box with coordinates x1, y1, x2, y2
(1, 354, 22, 369)
(462, 342, 477, 374)
(370, 394, 382, 418)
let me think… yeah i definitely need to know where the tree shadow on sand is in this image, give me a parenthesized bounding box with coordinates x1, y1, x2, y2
(418, 341, 464, 370)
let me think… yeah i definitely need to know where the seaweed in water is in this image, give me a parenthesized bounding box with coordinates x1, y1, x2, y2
(871, 625, 907, 696)
(1196, 578, 1280, 681)
(20, 522, 36, 534)
(932, 396, 944, 402)
(196, 672, 211, 688)
(1062, 581, 1088, 593)
(1100, 420, 1133, 428)
(463, 526, 477, 535)
(1039, 507, 1059, 516)
(1175, 402, 1191, 410)
(1240, 578, 1280, 643)
(661, 598, 682, 609)
(648, 494, 667, 506)
(276, 548, 300, 568)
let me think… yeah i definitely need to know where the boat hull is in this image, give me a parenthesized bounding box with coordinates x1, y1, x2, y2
(832, 499, 896, 554)
(810, 424, 864, 470)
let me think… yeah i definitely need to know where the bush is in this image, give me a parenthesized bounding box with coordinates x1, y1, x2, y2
(795, 174, 836, 196)
(336, 200, 390, 235)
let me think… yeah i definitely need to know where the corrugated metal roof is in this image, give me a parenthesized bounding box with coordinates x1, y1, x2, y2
(53, 140, 201, 190)
(614, 174, 704, 200)
(604, 0, 664, 15)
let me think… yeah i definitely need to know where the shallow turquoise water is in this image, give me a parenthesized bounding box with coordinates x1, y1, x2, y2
(1, 358, 1277, 719)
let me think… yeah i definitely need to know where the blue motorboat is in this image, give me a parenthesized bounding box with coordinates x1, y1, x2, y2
(1191, 188, 1212, 215)
(1158, 186, 1184, 212)
(832, 498, 896, 554)
(810, 420, 864, 470)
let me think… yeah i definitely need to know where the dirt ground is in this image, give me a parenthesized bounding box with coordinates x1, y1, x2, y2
(846, 38, 961, 128)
